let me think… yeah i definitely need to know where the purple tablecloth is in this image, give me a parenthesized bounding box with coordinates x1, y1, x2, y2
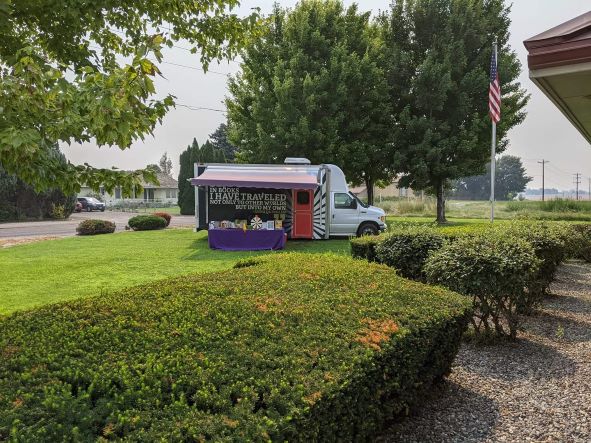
(208, 228, 286, 251)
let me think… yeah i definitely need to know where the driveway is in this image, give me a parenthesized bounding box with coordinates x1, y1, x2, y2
(0, 211, 196, 239)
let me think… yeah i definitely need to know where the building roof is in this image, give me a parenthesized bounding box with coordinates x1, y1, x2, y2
(524, 11, 591, 70)
(143, 173, 178, 189)
(524, 11, 591, 143)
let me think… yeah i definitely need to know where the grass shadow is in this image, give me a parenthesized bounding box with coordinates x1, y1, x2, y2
(379, 380, 499, 443)
(457, 339, 577, 382)
(523, 310, 591, 344)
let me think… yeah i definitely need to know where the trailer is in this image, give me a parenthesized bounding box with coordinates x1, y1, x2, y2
(190, 158, 386, 240)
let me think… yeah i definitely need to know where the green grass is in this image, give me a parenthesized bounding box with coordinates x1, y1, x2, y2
(379, 199, 591, 221)
(0, 229, 349, 315)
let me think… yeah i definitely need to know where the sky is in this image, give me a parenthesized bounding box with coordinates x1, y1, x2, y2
(61, 0, 591, 191)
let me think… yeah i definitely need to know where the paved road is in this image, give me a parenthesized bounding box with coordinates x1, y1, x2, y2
(0, 212, 196, 239)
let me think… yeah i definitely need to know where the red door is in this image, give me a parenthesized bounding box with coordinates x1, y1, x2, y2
(292, 189, 313, 239)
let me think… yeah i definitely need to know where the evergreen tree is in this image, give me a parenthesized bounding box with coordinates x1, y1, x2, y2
(381, 0, 529, 222)
(177, 139, 227, 215)
(0, 145, 76, 221)
(159, 152, 173, 176)
(227, 0, 393, 204)
(209, 123, 237, 161)
(178, 139, 199, 215)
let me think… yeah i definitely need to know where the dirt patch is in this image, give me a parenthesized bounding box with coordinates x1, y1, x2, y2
(0, 236, 59, 248)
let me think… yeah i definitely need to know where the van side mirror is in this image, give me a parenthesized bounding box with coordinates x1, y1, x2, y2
(350, 199, 357, 209)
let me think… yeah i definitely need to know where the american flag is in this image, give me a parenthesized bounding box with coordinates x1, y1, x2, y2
(489, 48, 501, 123)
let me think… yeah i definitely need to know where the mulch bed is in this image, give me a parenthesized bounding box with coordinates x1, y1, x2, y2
(380, 260, 591, 442)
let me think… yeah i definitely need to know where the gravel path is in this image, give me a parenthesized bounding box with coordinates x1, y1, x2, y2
(380, 260, 591, 442)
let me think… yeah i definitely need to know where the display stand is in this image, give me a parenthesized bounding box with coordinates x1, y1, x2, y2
(208, 228, 287, 251)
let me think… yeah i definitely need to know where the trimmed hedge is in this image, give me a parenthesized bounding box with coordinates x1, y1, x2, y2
(153, 211, 172, 227)
(374, 226, 449, 280)
(352, 224, 491, 275)
(75, 219, 115, 235)
(425, 234, 540, 340)
(352, 221, 578, 338)
(128, 214, 166, 231)
(0, 254, 471, 441)
(350, 234, 386, 262)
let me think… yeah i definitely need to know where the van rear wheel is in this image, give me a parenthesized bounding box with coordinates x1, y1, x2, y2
(357, 222, 379, 237)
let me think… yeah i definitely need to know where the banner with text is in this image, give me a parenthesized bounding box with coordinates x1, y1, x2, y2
(207, 186, 290, 222)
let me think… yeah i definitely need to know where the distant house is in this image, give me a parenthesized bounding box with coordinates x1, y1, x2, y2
(78, 173, 179, 204)
(350, 178, 420, 201)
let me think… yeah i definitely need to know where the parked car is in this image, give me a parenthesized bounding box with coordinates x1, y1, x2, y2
(77, 197, 105, 212)
(74, 201, 83, 212)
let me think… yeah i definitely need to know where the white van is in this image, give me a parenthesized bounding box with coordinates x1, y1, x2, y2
(191, 158, 387, 239)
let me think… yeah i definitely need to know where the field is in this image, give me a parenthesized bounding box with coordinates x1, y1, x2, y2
(380, 198, 591, 221)
(0, 229, 349, 315)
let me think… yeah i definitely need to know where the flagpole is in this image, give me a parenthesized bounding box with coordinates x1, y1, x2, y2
(490, 120, 496, 223)
(490, 41, 497, 223)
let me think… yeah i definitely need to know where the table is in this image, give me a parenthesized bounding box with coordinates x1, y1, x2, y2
(208, 228, 286, 251)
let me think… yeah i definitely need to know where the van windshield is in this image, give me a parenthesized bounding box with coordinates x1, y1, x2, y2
(349, 192, 368, 208)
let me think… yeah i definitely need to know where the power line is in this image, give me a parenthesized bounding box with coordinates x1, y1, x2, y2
(574, 173, 582, 201)
(159, 60, 233, 77)
(175, 103, 226, 113)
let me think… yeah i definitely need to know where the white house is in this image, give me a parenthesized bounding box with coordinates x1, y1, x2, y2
(78, 173, 179, 205)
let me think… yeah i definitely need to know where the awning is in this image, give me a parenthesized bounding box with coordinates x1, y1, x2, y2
(524, 11, 591, 143)
(191, 166, 318, 189)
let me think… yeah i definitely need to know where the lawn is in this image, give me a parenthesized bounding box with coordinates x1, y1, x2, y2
(0, 229, 349, 315)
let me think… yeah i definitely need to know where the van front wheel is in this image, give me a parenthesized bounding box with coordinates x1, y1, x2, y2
(357, 222, 379, 237)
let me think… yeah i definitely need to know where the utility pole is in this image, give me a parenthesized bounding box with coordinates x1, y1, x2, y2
(538, 160, 549, 201)
(574, 173, 582, 201)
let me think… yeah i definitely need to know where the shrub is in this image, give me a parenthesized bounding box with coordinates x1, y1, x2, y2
(503, 222, 567, 305)
(425, 234, 540, 340)
(350, 234, 386, 262)
(375, 226, 449, 280)
(153, 211, 172, 227)
(75, 219, 116, 235)
(49, 203, 67, 219)
(567, 223, 591, 262)
(128, 214, 166, 231)
(0, 254, 471, 441)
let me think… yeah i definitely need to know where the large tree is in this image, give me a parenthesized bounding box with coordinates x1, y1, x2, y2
(381, 0, 528, 222)
(0, 146, 76, 221)
(0, 0, 260, 196)
(227, 0, 393, 204)
(451, 155, 532, 200)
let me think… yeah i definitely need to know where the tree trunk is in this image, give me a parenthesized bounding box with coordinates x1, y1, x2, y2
(365, 178, 374, 206)
(436, 181, 447, 224)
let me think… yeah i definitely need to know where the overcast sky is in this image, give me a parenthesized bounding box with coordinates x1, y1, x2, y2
(62, 0, 591, 191)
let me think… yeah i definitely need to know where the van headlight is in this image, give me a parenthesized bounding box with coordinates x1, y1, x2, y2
(380, 216, 385, 222)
